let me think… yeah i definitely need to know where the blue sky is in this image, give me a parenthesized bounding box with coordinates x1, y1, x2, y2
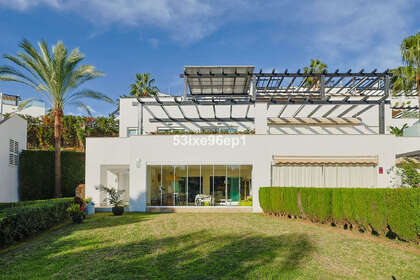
(0, 0, 419, 116)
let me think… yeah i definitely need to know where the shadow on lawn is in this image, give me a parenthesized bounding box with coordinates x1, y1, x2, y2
(78, 212, 153, 230)
(48, 230, 315, 279)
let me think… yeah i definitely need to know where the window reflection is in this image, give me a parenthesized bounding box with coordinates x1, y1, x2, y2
(146, 164, 252, 207)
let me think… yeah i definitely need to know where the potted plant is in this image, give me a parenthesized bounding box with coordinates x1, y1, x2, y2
(99, 186, 126, 216)
(73, 196, 86, 219)
(85, 197, 95, 215)
(67, 203, 84, 223)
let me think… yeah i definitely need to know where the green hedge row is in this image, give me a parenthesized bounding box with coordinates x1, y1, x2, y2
(0, 200, 40, 211)
(259, 187, 420, 242)
(0, 198, 73, 248)
(19, 150, 85, 200)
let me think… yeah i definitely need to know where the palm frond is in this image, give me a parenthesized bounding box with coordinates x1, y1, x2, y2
(0, 65, 38, 88)
(70, 101, 93, 116)
(16, 97, 45, 111)
(66, 89, 114, 104)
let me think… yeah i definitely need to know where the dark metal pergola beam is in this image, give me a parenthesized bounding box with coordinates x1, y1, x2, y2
(150, 117, 254, 123)
(181, 72, 389, 78)
(137, 98, 390, 106)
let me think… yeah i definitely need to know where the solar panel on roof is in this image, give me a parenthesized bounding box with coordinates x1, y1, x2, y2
(184, 66, 254, 96)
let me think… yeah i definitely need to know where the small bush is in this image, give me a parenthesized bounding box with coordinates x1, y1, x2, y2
(259, 187, 420, 242)
(0, 198, 72, 248)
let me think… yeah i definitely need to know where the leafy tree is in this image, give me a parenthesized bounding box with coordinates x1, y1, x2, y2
(400, 32, 420, 119)
(396, 159, 420, 188)
(0, 39, 113, 197)
(129, 72, 159, 97)
(303, 59, 327, 89)
(391, 66, 416, 94)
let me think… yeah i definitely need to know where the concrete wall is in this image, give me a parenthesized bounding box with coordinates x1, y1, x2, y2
(0, 115, 27, 202)
(85, 134, 400, 213)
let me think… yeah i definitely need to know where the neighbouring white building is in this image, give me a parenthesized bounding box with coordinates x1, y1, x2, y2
(0, 114, 27, 202)
(0, 92, 47, 118)
(85, 66, 420, 212)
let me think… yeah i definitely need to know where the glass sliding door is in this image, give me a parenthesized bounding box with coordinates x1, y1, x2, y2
(174, 165, 187, 206)
(147, 165, 162, 206)
(146, 164, 252, 207)
(162, 165, 175, 206)
(187, 165, 202, 205)
(240, 165, 252, 205)
(213, 165, 227, 206)
(201, 165, 213, 206)
(227, 165, 240, 205)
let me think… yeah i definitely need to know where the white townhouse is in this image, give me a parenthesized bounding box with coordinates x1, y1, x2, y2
(0, 92, 47, 118)
(0, 114, 27, 202)
(85, 66, 420, 212)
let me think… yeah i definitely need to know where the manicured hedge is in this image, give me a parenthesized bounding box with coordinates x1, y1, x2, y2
(19, 150, 85, 200)
(0, 200, 40, 211)
(259, 187, 420, 242)
(0, 198, 73, 248)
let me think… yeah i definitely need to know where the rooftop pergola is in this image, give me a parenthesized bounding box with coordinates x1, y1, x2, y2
(135, 66, 405, 134)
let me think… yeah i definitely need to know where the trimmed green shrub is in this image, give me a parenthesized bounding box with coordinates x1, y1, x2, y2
(19, 150, 85, 200)
(300, 188, 333, 222)
(259, 187, 420, 242)
(0, 198, 72, 247)
(0, 200, 40, 211)
(259, 187, 299, 215)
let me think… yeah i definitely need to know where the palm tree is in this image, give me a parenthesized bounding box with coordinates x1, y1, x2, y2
(129, 72, 159, 97)
(303, 59, 327, 88)
(0, 39, 113, 197)
(391, 66, 416, 94)
(400, 31, 420, 119)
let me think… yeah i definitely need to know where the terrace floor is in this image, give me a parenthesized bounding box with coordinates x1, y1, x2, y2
(0, 213, 419, 279)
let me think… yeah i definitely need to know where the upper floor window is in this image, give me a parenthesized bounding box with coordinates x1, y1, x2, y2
(201, 127, 238, 134)
(9, 139, 18, 166)
(127, 128, 138, 137)
(157, 127, 185, 134)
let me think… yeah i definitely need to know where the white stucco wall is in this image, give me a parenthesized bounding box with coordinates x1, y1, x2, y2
(0, 115, 27, 202)
(118, 97, 396, 136)
(85, 134, 401, 213)
(88, 96, 419, 213)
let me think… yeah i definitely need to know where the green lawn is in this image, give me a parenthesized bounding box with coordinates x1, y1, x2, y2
(0, 213, 419, 280)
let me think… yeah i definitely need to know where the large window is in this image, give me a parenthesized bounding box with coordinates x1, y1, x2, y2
(146, 164, 252, 207)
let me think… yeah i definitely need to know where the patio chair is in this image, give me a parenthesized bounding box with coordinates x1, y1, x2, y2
(194, 194, 213, 206)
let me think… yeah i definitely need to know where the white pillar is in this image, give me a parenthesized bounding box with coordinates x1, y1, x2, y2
(255, 101, 268, 134)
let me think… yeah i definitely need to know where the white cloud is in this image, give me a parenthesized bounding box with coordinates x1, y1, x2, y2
(293, 0, 416, 69)
(0, 0, 417, 70)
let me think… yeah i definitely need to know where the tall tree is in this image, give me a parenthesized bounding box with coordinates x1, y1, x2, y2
(400, 31, 420, 119)
(303, 59, 327, 88)
(0, 39, 113, 197)
(129, 72, 159, 97)
(391, 66, 416, 94)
